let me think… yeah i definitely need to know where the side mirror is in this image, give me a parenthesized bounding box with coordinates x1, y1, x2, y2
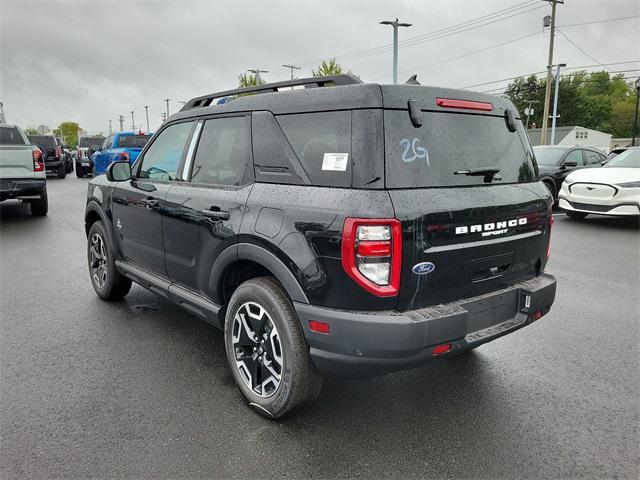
(562, 160, 578, 168)
(107, 160, 132, 182)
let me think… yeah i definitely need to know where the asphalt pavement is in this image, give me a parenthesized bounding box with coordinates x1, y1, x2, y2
(1, 175, 638, 479)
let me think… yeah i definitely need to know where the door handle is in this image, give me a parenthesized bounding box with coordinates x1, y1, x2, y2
(202, 208, 229, 221)
(141, 198, 159, 209)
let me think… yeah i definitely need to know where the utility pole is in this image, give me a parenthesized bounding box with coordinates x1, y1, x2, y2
(248, 68, 268, 84)
(540, 0, 563, 145)
(524, 100, 539, 129)
(550, 63, 566, 146)
(144, 106, 150, 133)
(130, 111, 135, 132)
(118, 115, 124, 132)
(108, 120, 112, 134)
(380, 18, 412, 85)
(160, 112, 167, 123)
(164, 99, 171, 118)
(282, 64, 301, 80)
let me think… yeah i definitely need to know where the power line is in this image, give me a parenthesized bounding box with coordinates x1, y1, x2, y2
(373, 30, 540, 81)
(556, 28, 612, 72)
(294, 1, 542, 66)
(477, 72, 640, 94)
(561, 14, 640, 28)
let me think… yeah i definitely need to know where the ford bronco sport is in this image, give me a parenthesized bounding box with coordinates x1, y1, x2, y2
(84, 75, 557, 418)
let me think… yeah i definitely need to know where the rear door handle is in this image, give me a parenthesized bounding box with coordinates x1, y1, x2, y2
(202, 208, 229, 221)
(141, 198, 159, 209)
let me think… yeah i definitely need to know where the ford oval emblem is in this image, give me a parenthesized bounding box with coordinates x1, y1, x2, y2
(412, 262, 435, 275)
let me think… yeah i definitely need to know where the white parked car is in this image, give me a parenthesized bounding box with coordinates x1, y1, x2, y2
(558, 147, 640, 218)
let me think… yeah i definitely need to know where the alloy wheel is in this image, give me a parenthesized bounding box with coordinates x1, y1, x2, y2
(89, 233, 108, 288)
(232, 301, 284, 398)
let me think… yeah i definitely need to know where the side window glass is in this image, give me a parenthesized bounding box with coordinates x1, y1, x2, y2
(190, 116, 251, 186)
(584, 150, 602, 164)
(276, 111, 352, 187)
(139, 122, 193, 181)
(565, 150, 583, 165)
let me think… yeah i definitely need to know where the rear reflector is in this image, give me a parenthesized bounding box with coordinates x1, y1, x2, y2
(436, 98, 493, 111)
(432, 343, 452, 356)
(309, 320, 330, 334)
(532, 311, 543, 321)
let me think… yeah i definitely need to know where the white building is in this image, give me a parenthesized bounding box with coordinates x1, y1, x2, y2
(527, 126, 612, 153)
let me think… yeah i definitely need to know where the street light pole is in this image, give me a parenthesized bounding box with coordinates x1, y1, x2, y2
(164, 99, 170, 118)
(248, 68, 268, 84)
(380, 18, 412, 85)
(130, 111, 135, 132)
(282, 64, 301, 80)
(144, 106, 150, 133)
(550, 63, 566, 146)
(632, 77, 640, 146)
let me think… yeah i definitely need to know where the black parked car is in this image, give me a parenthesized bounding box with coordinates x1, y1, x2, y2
(26, 135, 67, 178)
(84, 75, 557, 418)
(533, 145, 605, 200)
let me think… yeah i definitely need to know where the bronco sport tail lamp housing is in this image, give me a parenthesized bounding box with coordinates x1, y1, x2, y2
(342, 218, 402, 297)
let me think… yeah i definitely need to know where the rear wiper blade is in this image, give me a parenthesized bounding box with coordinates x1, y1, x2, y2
(454, 168, 501, 183)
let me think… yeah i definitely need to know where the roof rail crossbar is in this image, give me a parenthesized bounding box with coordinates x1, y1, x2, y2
(180, 74, 362, 112)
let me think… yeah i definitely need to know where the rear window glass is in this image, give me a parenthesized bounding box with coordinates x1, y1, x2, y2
(79, 137, 105, 147)
(384, 111, 536, 188)
(276, 111, 351, 187)
(27, 136, 56, 148)
(117, 135, 151, 148)
(0, 127, 26, 145)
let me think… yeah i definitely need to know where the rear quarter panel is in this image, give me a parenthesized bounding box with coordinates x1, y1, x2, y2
(241, 183, 397, 311)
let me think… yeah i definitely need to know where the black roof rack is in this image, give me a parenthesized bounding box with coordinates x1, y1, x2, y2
(180, 74, 363, 111)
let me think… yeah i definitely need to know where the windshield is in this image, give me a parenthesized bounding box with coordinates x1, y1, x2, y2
(384, 111, 536, 188)
(79, 137, 105, 147)
(533, 147, 566, 166)
(118, 135, 151, 148)
(604, 149, 640, 168)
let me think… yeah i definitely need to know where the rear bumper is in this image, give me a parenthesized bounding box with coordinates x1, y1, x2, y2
(295, 273, 556, 378)
(0, 178, 46, 201)
(45, 159, 64, 170)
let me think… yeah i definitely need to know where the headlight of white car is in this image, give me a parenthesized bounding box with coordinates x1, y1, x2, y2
(617, 181, 640, 188)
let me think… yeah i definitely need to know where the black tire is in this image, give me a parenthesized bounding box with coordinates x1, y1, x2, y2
(566, 211, 588, 219)
(66, 159, 73, 174)
(30, 189, 48, 216)
(87, 221, 132, 300)
(75, 162, 85, 178)
(224, 277, 323, 419)
(56, 166, 66, 179)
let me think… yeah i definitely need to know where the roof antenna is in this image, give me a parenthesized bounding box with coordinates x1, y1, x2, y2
(405, 74, 420, 85)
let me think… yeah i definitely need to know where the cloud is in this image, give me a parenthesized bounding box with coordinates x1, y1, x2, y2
(1, 0, 638, 133)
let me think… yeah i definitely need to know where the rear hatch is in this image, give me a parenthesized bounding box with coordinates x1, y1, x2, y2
(27, 136, 58, 161)
(381, 86, 552, 311)
(117, 134, 151, 162)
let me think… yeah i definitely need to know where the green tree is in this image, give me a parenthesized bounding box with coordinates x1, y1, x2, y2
(312, 58, 344, 77)
(238, 73, 266, 88)
(23, 127, 38, 135)
(52, 122, 82, 148)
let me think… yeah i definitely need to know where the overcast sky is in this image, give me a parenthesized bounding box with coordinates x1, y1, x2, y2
(1, 0, 638, 134)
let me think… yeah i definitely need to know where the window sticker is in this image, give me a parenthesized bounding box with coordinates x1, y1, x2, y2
(400, 138, 429, 165)
(322, 152, 349, 171)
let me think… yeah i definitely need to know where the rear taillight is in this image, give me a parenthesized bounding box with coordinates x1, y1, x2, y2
(78, 149, 83, 159)
(341, 218, 402, 297)
(119, 151, 130, 162)
(546, 210, 554, 260)
(32, 148, 44, 172)
(55, 147, 61, 159)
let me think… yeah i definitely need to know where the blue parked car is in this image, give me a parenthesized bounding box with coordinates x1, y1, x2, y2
(86, 132, 153, 177)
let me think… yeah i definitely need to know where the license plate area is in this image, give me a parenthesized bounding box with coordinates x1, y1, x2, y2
(464, 289, 519, 334)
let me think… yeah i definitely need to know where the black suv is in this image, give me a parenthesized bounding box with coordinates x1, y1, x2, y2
(84, 75, 557, 418)
(27, 135, 68, 178)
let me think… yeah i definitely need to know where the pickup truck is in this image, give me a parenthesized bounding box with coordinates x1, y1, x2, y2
(76, 136, 105, 178)
(1, 124, 48, 215)
(89, 132, 152, 176)
(26, 135, 67, 178)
